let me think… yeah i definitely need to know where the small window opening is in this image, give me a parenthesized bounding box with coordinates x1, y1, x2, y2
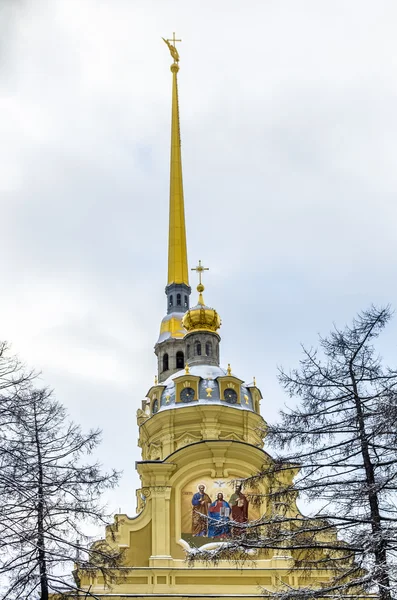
(162, 353, 169, 372)
(196, 342, 202, 356)
(176, 351, 184, 369)
(176, 293, 181, 306)
(169, 295, 173, 307)
(184, 295, 188, 308)
(187, 344, 190, 358)
(206, 342, 212, 357)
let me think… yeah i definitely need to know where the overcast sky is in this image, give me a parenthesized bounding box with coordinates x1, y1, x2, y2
(1, 0, 397, 518)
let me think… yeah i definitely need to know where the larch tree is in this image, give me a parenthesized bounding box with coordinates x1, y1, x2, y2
(267, 305, 397, 599)
(0, 341, 34, 409)
(190, 306, 397, 600)
(0, 356, 122, 599)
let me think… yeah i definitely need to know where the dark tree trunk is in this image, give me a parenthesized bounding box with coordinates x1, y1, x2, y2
(33, 401, 49, 600)
(350, 363, 391, 600)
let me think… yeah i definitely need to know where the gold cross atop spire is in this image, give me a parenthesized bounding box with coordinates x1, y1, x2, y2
(192, 260, 209, 286)
(162, 32, 181, 63)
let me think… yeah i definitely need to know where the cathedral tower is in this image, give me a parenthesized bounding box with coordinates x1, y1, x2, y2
(77, 37, 344, 599)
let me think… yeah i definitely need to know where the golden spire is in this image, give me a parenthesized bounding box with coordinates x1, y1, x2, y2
(163, 33, 189, 286)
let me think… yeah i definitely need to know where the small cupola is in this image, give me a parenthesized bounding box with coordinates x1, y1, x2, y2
(182, 261, 221, 367)
(182, 261, 221, 335)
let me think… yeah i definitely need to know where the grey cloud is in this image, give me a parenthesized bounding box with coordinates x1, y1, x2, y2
(1, 0, 397, 514)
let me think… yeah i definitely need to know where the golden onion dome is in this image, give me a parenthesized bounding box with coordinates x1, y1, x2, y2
(182, 284, 221, 333)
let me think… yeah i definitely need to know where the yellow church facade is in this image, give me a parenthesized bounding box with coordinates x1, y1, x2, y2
(77, 37, 353, 599)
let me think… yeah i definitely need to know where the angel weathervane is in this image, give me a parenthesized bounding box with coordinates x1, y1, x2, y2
(162, 32, 181, 63)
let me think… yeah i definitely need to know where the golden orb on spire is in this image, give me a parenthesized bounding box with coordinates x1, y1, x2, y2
(196, 283, 205, 305)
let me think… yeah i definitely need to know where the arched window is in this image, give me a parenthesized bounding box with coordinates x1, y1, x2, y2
(186, 344, 190, 358)
(162, 353, 169, 372)
(176, 293, 181, 306)
(176, 351, 184, 369)
(205, 342, 212, 357)
(169, 295, 173, 307)
(184, 295, 188, 308)
(196, 341, 202, 356)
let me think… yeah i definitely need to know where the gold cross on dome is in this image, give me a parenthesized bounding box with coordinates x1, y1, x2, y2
(162, 32, 181, 63)
(191, 260, 209, 286)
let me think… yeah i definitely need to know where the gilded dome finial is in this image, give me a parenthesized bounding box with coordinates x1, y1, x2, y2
(227, 363, 232, 375)
(182, 259, 221, 334)
(197, 283, 205, 305)
(191, 260, 209, 306)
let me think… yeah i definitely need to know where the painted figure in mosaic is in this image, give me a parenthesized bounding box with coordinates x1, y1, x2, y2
(229, 484, 249, 536)
(229, 485, 249, 522)
(208, 493, 231, 538)
(191, 484, 212, 536)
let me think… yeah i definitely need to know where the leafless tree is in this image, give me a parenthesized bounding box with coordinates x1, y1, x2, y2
(0, 370, 122, 599)
(189, 306, 397, 600)
(0, 341, 34, 402)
